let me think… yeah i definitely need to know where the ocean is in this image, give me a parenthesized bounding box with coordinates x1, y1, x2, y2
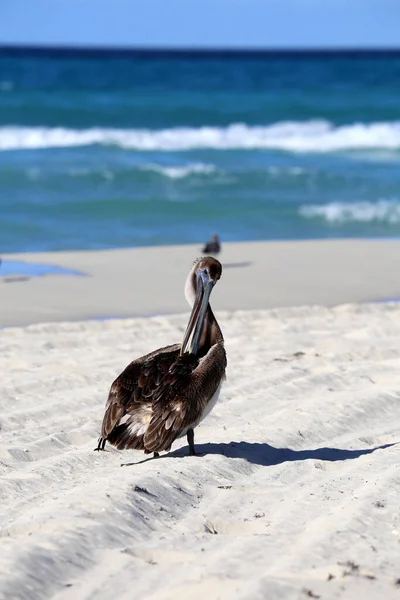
(1, 48, 400, 253)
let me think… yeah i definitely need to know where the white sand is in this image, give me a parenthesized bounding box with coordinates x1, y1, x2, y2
(3, 238, 400, 327)
(1, 303, 400, 599)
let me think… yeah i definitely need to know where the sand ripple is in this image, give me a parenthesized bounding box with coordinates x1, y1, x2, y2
(0, 305, 400, 599)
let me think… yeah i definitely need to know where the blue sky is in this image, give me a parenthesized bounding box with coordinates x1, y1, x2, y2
(1, 0, 400, 48)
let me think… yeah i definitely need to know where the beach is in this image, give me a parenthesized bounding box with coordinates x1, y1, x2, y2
(1, 239, 400, 599)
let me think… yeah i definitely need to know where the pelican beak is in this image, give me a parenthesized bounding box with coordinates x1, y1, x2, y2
(181, 269, 214, 356)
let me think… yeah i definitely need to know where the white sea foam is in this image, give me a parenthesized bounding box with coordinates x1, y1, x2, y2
(2, 120, 400, 153)
(300, 199, 400, 224)
(140, 162, 216, 179)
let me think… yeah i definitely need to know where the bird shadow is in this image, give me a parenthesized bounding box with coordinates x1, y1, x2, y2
(121, 440, 396, 467)
(222, 261, 252, 269)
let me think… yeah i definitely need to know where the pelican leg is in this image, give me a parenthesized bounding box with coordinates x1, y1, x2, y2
(187, 429, 196, 456)
(94, 437, 106, 451)
(153, 452, 160, 458)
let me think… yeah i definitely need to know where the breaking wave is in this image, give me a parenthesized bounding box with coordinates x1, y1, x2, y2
(2, 120, 400, 152)
(140, 163, 216, 179)
(299, 199, 400, 224)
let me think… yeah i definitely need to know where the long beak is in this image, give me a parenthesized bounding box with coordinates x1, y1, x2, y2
(180, 270, 214, 356)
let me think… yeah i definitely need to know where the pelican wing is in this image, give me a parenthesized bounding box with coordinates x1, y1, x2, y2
(101, 342, 226, 453)
(102, 345, 198, 452)
(101, 343, 180, 441)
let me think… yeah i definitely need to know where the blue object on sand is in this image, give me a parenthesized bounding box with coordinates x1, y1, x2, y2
(0, 260, 86, 278)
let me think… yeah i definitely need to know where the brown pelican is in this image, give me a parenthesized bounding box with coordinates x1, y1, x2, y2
(202, 234, 221, 256)
(96, 257, 226, 457)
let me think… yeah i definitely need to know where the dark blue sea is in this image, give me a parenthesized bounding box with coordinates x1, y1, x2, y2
(1, 48, 400, 253)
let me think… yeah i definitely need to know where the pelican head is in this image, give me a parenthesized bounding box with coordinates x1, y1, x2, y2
(181, 257, 222, 356)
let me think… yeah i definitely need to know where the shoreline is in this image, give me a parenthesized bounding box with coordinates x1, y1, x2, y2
(3, 234, 400, 258)
(2, 238, 400, 327)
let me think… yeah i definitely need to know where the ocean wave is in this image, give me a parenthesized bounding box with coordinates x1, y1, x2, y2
(2, 121, 400, 152)
(299, 200, 400, 224)
(140, 162, 216, 179)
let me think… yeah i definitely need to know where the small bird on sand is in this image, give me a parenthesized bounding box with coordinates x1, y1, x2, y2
(202, 234, 221, 256)
(95, 257, 226, 457)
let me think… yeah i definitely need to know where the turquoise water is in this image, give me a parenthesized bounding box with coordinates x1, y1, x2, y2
(2, 49, 400, 253)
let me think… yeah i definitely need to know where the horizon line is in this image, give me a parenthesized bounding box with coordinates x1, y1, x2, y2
(1, 43, 400, 56)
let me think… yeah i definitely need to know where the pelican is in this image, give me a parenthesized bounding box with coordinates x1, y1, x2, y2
(96, 257, 226, 457)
